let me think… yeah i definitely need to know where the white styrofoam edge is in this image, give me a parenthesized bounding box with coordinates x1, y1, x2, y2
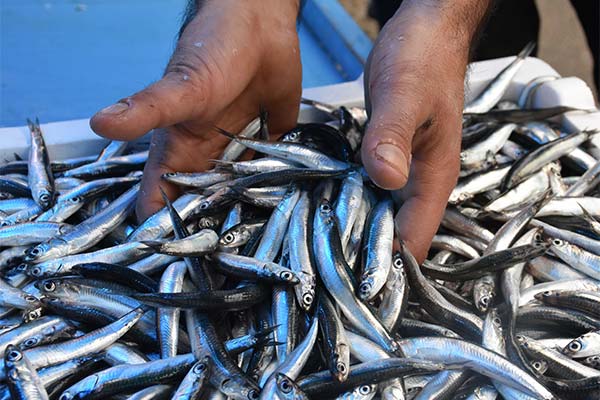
(1, 56, 597, 162)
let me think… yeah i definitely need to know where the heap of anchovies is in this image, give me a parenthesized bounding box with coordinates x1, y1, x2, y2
(0, 45, 599, 400)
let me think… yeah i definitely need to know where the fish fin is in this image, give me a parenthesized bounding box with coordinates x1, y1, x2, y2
(209, 159, 234, 171)
(258, 106, 269, 140)
(255, 324, 279, 338)
(140, 240, 163, 251)
(518, 41, 536, 59)
(215, 127, 237, 141)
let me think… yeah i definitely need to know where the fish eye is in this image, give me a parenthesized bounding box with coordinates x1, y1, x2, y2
(542, 290, 552, 297)
(393, 257, 403, 268)
(199, 202, 210, 210)
(69, 196, 81, 203)
(29, 247, 41, 256)
(280, 271, 293, 281)
(336, 362, 347, 374)
(320, 203, 331, 213)
(6, 349, 22, 362)
(22, 337, 38, 348)
(25, 295, 37, 303)
(164, 172, 175, 177)
(359, 385, 372, 395)
(358, 283, 371, 294)
(492, 317, 502, 325)
(43, 281, 56, 292)
(30, 267, 42, 277)
(480, 296, 490, 306)
(193, 362, 206, 373)
(568, 341, 582, 352)
(302, 293, 313, 306)
(40, 193, 50, 204)
(278, 378, 292, 394)
(248, 389, 259, 399)
(552, 239, 562, 246)
(223, 233, 234, 244)
(532, 361, 542, 370)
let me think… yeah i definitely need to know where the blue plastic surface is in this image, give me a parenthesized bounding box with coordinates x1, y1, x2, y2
(0, 0, 372, 127)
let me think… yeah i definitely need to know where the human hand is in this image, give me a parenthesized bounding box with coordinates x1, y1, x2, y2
(90, 0, 301, 221)
(361, 0, 491, 262)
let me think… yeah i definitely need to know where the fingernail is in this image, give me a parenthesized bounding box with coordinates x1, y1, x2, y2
(98, 102, 129, 116)
(374, 143, 409, 177)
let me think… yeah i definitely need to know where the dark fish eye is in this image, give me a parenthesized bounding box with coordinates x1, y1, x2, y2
(281, 271, 293, 281)
(336, 362, 347, 374)
(23, 338, 38, 347)
(552, 239, 562, 246)
(30, 267, 42, 277)
(43, 281, 56, 292)
(303, 293, 313, 306)
(223, 233, 234, 243)
(359, 385, 371, 395)
(25, 295, 37, 303)
(393, 257, 403, 268)
(7, 350, 21, 361)
(248, 389, 259, 399)
(193, 362, 206, 373)
(278, 379, 292, 394)
(568, 341, 582, 352)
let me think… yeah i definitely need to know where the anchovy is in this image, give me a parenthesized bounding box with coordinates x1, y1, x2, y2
(4, 344, 49, 400)
(27, 119, 55, 210)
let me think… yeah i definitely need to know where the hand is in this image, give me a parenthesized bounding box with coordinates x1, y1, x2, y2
(361, 0, 490, 262)
(90, 0, 301, 221)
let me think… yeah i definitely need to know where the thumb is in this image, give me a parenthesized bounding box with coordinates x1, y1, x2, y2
(90, 17, 257, 141)
(90, 69, 211, 141)
(361, 95, 417, 190)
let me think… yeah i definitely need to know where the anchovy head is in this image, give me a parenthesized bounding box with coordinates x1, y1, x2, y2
(25, 243, 50, 262)
(4, 344, 23, 366)
(38, 189, 54, 210)
(300, 285, 315, 311)
(584, 355, 600, 368)
(220, 375, 260, 400)
(530, 359, 549, 375)
(358, 279, 373, 301)
(278, 269, 299, 284)
(332, 347, 350, 382)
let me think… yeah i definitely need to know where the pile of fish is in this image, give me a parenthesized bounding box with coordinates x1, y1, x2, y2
(0, 45, 599, 400)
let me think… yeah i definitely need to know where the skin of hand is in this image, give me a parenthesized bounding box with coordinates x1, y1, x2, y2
(90, 0, 302, 220)
(91, 0, 490, 263)
(363, 0, 491, 261)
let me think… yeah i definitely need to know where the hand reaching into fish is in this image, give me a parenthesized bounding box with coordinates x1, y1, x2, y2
(361, 1, 492, 261)
(90, 0, 302, 220)
(91, 0, 492, 262)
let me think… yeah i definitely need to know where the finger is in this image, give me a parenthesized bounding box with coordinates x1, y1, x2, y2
(91, 16, 259, 141)
(393, 124, 461, 263)
(361, 65, 434, 190)
(136, 127, 225, 221)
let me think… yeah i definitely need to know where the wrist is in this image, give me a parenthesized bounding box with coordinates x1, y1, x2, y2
(391, 0, 492, 61)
